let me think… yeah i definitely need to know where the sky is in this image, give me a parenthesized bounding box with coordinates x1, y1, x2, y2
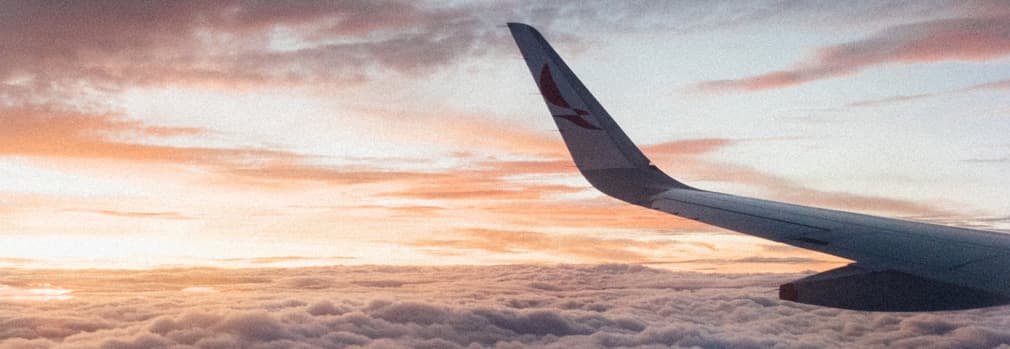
(4, 1, 1010, 348)
(1, 0, 1010, 273)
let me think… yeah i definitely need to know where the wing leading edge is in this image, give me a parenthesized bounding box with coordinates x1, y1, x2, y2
(508, 22, 1010, 311)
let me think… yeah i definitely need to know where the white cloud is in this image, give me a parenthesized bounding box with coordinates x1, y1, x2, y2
(0, 284, 72, 301)
(1, 265, 1009, 348)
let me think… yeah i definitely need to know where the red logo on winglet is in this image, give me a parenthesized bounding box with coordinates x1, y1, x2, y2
(538, 64, 601, 130)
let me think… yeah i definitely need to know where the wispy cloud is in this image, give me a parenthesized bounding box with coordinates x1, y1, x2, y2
(67, 209, 192, 220)
(409, 228, 693, 263)
(656, 155, 948, 217)
(846, 77, 1010, 107)
(695, 16, 1010, 91)
(0, 106, 287, 163)
(963, 156, 1010, 163)
(641, 138, 736, 156)
(845, 92, 940, 108)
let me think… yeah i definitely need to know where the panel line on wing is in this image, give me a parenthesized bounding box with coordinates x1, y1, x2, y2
(653, 198, 830, 232)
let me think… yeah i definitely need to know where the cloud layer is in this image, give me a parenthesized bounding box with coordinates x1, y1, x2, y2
(3, 265, 1010, 348)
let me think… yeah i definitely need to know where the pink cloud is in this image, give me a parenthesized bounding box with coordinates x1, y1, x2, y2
(846, 77, 1010, 107)
(0, 1, 555, 98)
(696, 16, 1010, 91)
(641, 138, 736, 156)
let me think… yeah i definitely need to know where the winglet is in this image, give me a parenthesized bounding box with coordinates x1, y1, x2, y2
(507, 23, 692, 206)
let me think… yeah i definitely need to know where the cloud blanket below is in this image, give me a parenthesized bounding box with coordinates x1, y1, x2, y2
(2, 265, 1010, 348)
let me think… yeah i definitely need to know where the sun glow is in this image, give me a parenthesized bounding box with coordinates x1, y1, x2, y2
(0, 283, 73, 301)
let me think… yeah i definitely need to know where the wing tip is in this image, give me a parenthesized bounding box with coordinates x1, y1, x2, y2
(507, 21, 694, 206)
(507, 22, 543, 38)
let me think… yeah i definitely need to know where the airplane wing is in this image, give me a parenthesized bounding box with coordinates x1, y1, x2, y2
(507, 22, 1010, 311)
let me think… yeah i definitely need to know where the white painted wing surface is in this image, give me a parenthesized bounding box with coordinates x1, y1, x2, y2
(508, 22, 1010, 311)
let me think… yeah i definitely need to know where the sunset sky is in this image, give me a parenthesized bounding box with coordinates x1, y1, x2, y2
(2, 1, 1010, 271)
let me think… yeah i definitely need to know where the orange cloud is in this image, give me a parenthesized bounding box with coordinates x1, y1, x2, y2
(481, 198, 712, 230)
(67, 209, 192, 220)
(372, 129, 947, 228)
(696, 16, 1010, 91)
(4, 104, 947, 224)
(0, 103, 950, 255)
(0, 106, 458, 191)
(375, 160, 584, 201)
(352, 107, 564, 158)
(409, 228, 692, 263)
(0, 106, 292, 164)
(641, 138, 735, 156)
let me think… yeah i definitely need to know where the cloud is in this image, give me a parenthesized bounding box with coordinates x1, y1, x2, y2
(695, 16, 1010, 91)
(406, 228, 847, 272)
(408, 228, 695, 263)
(4, 103, 947, 233)
(216, 256, 356, 265)
(0, 106, 556, 192)
(640, 138, 736, 156)
(667, 256, 834, 266)
(0, 284, 72, 301)
(968, 78, 1010, 91)
(0, 103, 566, 194)
(2, 265, 1010, 348)
(845, 92, 940, 108)
(11, 100, 937, 243)
(0, 106, 289, 164)
(667, 156, 949, 217)
(0, 1, 989, 275)
(964, 157, 1010, 164)
(350, 108, 564, 158)
(181, 287, 218, 294)
(377, 132, 951, 232)
(0, 0, 593, 101)
(66, 209, 192, 220)
(0, 105, 944, 227)
(0, 0, 1000, 113)
(2, 0, 985, 105)
(846, 77, 1010, 107)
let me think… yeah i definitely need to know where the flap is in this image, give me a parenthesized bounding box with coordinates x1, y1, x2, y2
(780, 264, 1010, 311)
